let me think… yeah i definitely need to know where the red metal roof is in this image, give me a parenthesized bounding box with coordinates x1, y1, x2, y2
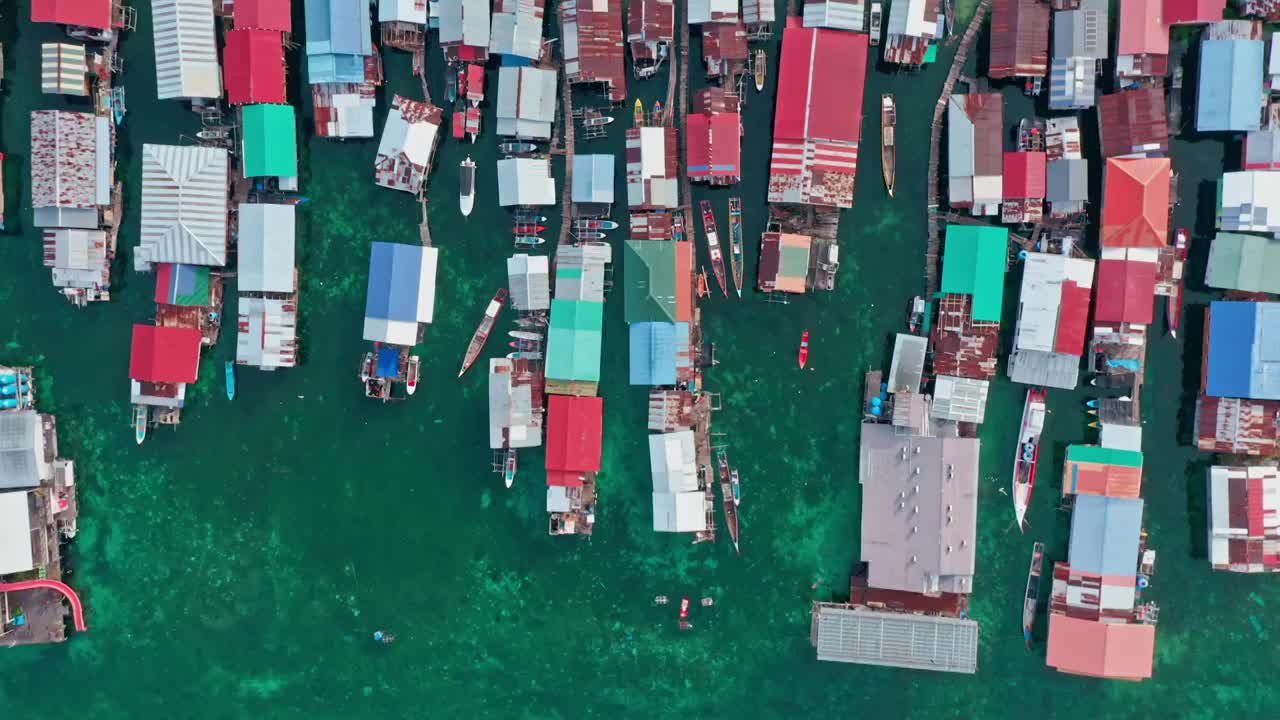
(128, 324, 201, 384)
(774, 22, 866, 146)
(32, 0, 112, 30)
(1099, 89, 1169, 158)
(1117, 0, 1169, 57)
(1094, 257, 1157, 325)
(466, 64, 485, 102)
(1054, 280, 1092, 355)
(626, 0, 674, 61)
(1164, 0, 1222, 25)
(562, 0, 627, 102)
(545, 395, 603, 486)
(235, 0, 292, 32)
(1196, 395, 1280, 454)
(988, 0, 1050, 79)
(1002, 151, 1047, 199)
(687, 111, 741, 181)
(224, 30, 286, 105)
(703, 21, 748, 63)
(1101, 158, 1171, 248)
(1046, 614, 1155, 680)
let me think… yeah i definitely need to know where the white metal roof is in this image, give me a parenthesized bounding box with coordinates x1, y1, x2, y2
(489, 0, 544, 59)
(1015, 253, 1095, 353)
(640, 126, 666, 176)
(376, 100, 442, 171)
(495, 66, 557, 139)
(1220, 170, 1280, 234)
(507, 253, 551, 310)
(237, 204, 296, 294)
(802, 0, 865, 31)
(236, 296, 299, 369)
(649, 430, 697, 493)
(137, 144, 229, 269)
(439, 0, 491, 47)
(497, 157, 556, 206)
(887, 0, 937, 39)
(152, 0, 222, 99)
(688, 0, 737, 24)
(1100, 423, 1142, 452)
(379, 0, 427, 23)
(652, 491, 705, 532)
(814, 604, 979, 674)
(0, 491, 34, 575)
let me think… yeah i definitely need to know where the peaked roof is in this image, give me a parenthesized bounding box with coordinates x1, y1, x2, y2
(1002, 151, 1047, 199)
(545, 394, 603, 485)
(128, 324, 202, 384)
(1046, 615, 1155, 680)
(223, 29, 286, 105)
(32, 0, 112, 30)
(138, 145, 229, 267)
(241, 104, 297, 178)
(624, 240, 692, 324)
(1094, 252, 1157, 325)
(1101, 158, 1171, 248)
(235, 0, 292, 32)
(940, 225, 1008, 322)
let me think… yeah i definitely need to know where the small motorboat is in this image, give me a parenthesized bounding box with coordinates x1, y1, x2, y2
(754, 48, 766, 92)
(576, 230, 605, 241)
(134, 405, 148, 445)
(870, 2, 883, 46)
(513, 223, 546, 234)
(499, 141, 537, 156)
(459, 156, 476, 217)
(458, 288, 508, 378)
(573, 219, 619, 231)
(1168, 227, 1189, 339)
(406, 355, 420, 396)
(652, 100, 662, 125)
(1023, 542, 1045, 647)
(514, 236, 545, 248)
(678, 597, 691, 630)
(515, 315, 548, 327)
(730, 468, 741, 506)
(513, 212, 547, 224)
(798, 331, 810, 369)
(446, 68, 457, 104)
(1012, 387, 1048, 532)
(455, 65, 466, 102)
(583, 112, 614, 127)
(373, 630, 396, 644)
(224, 360, 236, 401)
(510, 330, 542, 341)
(503, 449, 517, 489)
(633, 98, 644, 127)
(881, 94, 896, 198)
(506, 351, 544, 360)
(359, 352, 374, 383)
(508, 340, 540, 350)
(696, 267, 709, 298)
(908, 295, 925, 333)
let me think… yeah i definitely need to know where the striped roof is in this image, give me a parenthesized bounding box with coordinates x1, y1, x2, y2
(137, 145, 229, 268)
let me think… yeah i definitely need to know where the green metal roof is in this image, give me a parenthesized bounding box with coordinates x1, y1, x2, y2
(941, 224, 1008, 322)
(1065, 445, 1143, 468)
(624, 241, 677, 323)
(779, 243, 810, 279)
(241, 104, 297, 178)
(1204, 232, 1280, 294)
(546, 299, 603, 383)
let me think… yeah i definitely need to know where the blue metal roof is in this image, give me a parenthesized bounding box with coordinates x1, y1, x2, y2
(304, 0, 372, 83)
(1197, 39, 1264, 132)
(572, 155, 615, 204)
(1067, 494, 1144, 577)
(629, 322, 678, 386)
(365, 242, 424, 323)
(1204, 300, 1280, 399)
(375, 347, 400, 378)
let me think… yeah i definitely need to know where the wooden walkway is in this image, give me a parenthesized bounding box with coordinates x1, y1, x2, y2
(676, 4, 695, 234)
(558, 58, 577, 249)
(924, 0, 991, 296)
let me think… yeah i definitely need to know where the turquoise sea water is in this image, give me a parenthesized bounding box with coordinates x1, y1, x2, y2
(2, 2, 1279, 717)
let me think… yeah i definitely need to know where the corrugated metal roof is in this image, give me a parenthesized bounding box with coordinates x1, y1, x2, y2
(1218, 170, 1280, 234)
(624, 240, 690, 323)
(1206, 301, 1280, 400)
(688, 0, 737, 23)
(947, 93, 1003, 208)
(241, 104, 297, 178)
(137, 144, 229, 268)
(1166, 0, 1224, 25)
(379, 0, 427, 23)
(41, 42, 88, 96)
(507, 254, 551, 311)
(1207, 464, 1280, 572)
(1007, 349, 1081, 389)
(490, 0, 545, 59)
(488, 358, 543, 449)
(629, 321, 679, 385)
(886, 0, 938, 39)
(1206, 232, 1280, 293)
(0, 491, 35, 575)
(554, 243, 612, 302)
(1046, 614, 1155, 680)
(1101, 157, 1170, 248)
(0, 412, 41, 491)
(495, 65, 557, 139)
(650, 430, 702, 532)
(497, 157, 556, 206)
(1051, 0, 1108, 60)
(1099, 88, 1168, 158)
(1048, 56, 1096, 110)
(813, 605, 979, 674)
(30, 110, 102, 215)
(303, 0, 372, 83)
(1063, 445, 1143, 498)
(1244, 127, 1280, 169)
(237, 204, 296, 294)
(572, 154, 615, 204)
(238, 0, 293, 31)
(802, 0, 864, 31)
(1068, 494, 1144, 576)
(545, 394, 603, 479)
(1197, 38, 1264, 132)
(438, 0, 491, 49)
(742, 0, 776, 25)
(989, 0, 1050, 79)
(887, 334, 928, 394)
(1117, 0, 1167, 58)
(362, 242, 437, 344)
(152, 0, 222, 99)
(1093, 247, 1158, 325)
(1015, 252, 1094, 355)
(1046, 158, 1087, 203)
(374, 96, 444, 194)
(546, 298, 604, 383)
(930, 375, 990, 423)
(31, 0, 112, 29)
(236, 296, 299, 369)
(940, 224, 1008, 322)
(129, 324, 202, 384)
(1002, 151, 1046, 199)
(224, 29, 286, 105)
(559, 0, 627, 101)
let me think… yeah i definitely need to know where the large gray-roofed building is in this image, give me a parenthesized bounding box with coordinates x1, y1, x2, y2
(887, 333, 927, 394)
(237, 204, 296, 294)
(0, 412, 46, 491)
(495, 66, 557, 139)
(1008, 349, 1081, 389)
(1051, 0, 1108, 60)
(858, 423, 980, 595)
(811, 603, 979, 674)
(1205, 232, 1280, 294)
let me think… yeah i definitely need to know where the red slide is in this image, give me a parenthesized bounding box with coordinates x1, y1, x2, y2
(0, 580, 87, 631)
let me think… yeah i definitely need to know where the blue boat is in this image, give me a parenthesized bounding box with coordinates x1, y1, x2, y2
(225, 361, 236, 401)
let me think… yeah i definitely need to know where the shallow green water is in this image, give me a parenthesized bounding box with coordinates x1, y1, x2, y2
(1, 2, 1278, 717)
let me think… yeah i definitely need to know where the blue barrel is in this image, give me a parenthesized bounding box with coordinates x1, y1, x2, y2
(1018, 250, 1028, 261)
(0, 399, 16, 409)
(871, 397, 882, 407)
(870, 406, 882, 416)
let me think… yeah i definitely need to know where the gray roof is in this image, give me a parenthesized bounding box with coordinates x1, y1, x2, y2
(507, 254, 551, 311)
(1206, 231, 1280, 294)
(572, 154, 615, 204)
(0, 412, 42, 490)
(930, 375, 990, 424)
(1008, 349, 1081, 389)
(1046, 158, 1088, 203)
(495, 66, 557, 140)
(812, 604, 979, 674)
(1052, 0, 1109, 61)
(1245, 128, 1280, 168)
(237, 204, 296, 294)
(554, 243, 612, 302)
(888, 334, 928, 394)
(858, 423, 979, 595)
(488, 358, 542, 449)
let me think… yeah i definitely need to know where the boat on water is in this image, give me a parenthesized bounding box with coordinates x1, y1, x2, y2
(359, 351, 374, 383)
(1090, 373, 1135, 390)
(1168, 228, 1189, 339)
(406, 355, 420, 396)
(510, 330, 542, 341)
(514, 236, 545, 248)
(633, 99, 644, 127)
(134, 405, 148, 445)
(499, 141, 537, 156)
(576, 230, 606, 241)
(1012, 387, 1048, 532)
(451, 112, 466, 140)
(672, 212, 687, 242)
(512, 211, 546, 223)
(699, 200, 728, 298)
(1023, 541, 1045, 647)
(696, 267, 709, 298)
(881, 94, 896, 198)
(506, 351, 544, 360)
(730, 468, 741, 506)
(446, 68, 458, 104)
(503, 449, 517, 488)
(908, 295, 925, 333)
(652, 100, 662, 125)
(728, 197, 744, 298)
(754, 48, 766, 92)
(715, 449, 741, 554)
(870, 3, 882, 46)
(798, 331, 809, 369)
(678, 596, 691, 630)
(513, 223, 546, 234)
(583, 112, 614, 127)
(224, 361, 236, 401)
(459, 156, 476, 217)
(458, 288, 508, 378)
(455, 66, 466, 102)
(573, 218, 619, 231)
(515, 315, 548, 328)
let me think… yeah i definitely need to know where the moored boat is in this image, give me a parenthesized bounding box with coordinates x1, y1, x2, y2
(575, 230, 606, 241)
(730, 468, 741, 506)
(503, 449, 517, 488)
(881, 94, 896, 198)
(573, 218, 619, 231)
(459, 156, 476, 217)
(512, 211, 546, 223)
(798, 331, 809, 369)
(716, 449, 741, 554)
(753, 48, 766, 92)
(499, 141, 537, 156)
(1168, 228, 1189, 339)
(134, 405, 148, 445)
(652, 100, 662, 125)
(696, 267, 709, 298)
(869, 3, 883, 46)
(1012, 387, 1048, 532)
(513, 223, 546, 234)
(446, 67, 458, 104)
(728, 197, 744, 298)
(224, 361, 236, 401)
(509, 330, 542, 341)
(908, 295, 925, 333)
(583, 113, 614, 127)
(1023, 541, 1045, 647)
(406, 355, 420, 395)
(506, 351, 544, 360)
(633, 99, 644, 127)
(699, 200, 728, 298)
(455, 65, 466, 103)
(458, 288, 508, 378)
(672, 213, 687, 242)
(514, 236, 545, 248)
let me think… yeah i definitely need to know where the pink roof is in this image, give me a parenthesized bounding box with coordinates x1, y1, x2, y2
(235, 0, 292, 32)
(774, 23, 867, 145)
(1163, 0, 1222, 25)
(128, 325, 202, 384)
(1095, 258, 1157, 325)
(1046, 614, 1155, 680)
(1102, 158, 1171, 248)
(545, 395, 603, 487)
(687, 111, 741, 180)
(1002, 151, 1047, 199)
(31, 0, 112, 30)
(1055, 280, 1092, 355)
(1118, 0, 1169, 56)
(223, 30, 286, 105)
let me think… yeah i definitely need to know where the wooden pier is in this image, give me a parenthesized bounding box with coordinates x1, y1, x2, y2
(676, 3, 696, 235)
(924, 0, 991, 296)
(557, 58, 576, 249)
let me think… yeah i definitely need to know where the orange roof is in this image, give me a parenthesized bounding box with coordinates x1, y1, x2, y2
(1101, 158, 1171, 249)
(1046, 614, 1155, 680)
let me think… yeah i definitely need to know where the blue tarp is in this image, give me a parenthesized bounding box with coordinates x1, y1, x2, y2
(1197, 39, 1264, 132)
(365, 242, 424, 323)
(375, 347, 400, 378)
(1206, 300, 1258, 398)
(629, 322, 678, 386)
(500, 55, 533, 67)
(1067, 494, 1144, 577)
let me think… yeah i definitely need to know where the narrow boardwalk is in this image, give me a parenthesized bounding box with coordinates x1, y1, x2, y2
(558, 63, 576, 249)
(676, 3, 695, 234)
(925, 0, 991, 296)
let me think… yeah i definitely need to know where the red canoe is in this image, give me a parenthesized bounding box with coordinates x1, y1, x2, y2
(798, 331, 809, 369)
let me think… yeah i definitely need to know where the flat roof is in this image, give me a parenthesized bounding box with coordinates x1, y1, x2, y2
(813, 604, 979, 674)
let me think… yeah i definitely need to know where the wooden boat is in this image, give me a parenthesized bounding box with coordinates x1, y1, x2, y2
(224, 361, 236, 401)
(798, 331, 809, 369)
(133, 405, 148, 445)
(515, 315, 548, 328)
(573, 218, 619, 231)
(728, 197, 744, 298)
(754, 48, 766, 92)
(696, 267, 709, 298)
(1012, 387, 1048, 532)
(513, 223, 546, 234)
(1023, 541, 1045, 647)
(503, 448, 517, 488)
(652, 100, 662, 125)
(499, 141, 537, 156)
(576, 230, 606, 241)
(509, 330, 542, 342)
(512, 211, 546, 223)
(870, 2, 882, 46)
(465, 107, 481, 143)
(881, 94, 896, 198)
(730, 468, 741, 506)
(446, 67, 458, 104)
(458, 288, 508, 378)
(406, 355, 420, 395)
(672, 213, 687, 242)
(716, 449, 741, 554)
(506, 351, 543, 360)
(359, 352, 374, 382)
(1168, 228, 1189, 339)
(633, 99, 644, 127)
(459, 156, 476, 217)
(513, 236, 544, 248)
(583, 112, 614, 127)
(908, 295, 925, 333)
(699, 200, 728, 298)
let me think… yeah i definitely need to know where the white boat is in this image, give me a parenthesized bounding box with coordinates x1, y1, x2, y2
(134, 405, 148, 445)
(1012, 388, 1047, 532)
(459, 156, 476, 217)
(870, 3, 882, 46)
(406, 355, 421, 396)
